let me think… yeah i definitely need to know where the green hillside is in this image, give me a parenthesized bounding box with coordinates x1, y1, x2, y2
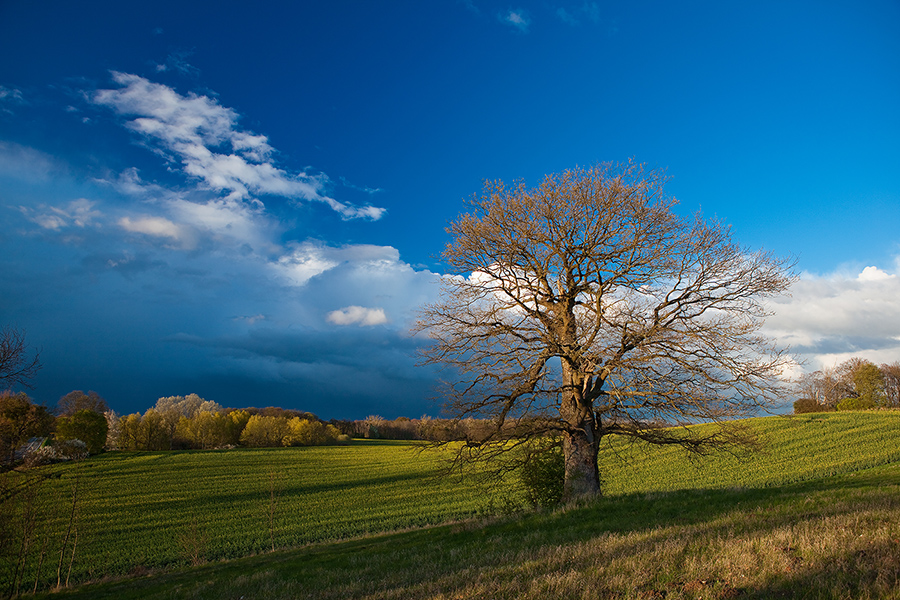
(599, 411, 900, 493)
(5, 411, 900, 598)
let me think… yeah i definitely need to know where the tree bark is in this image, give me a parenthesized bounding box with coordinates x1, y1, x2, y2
(562, 424, 601, 500)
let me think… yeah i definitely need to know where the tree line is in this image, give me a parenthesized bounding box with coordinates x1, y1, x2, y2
(109, 394, 348, 451)
(0, 391, 354, 468)
(794, 358, 900, 413)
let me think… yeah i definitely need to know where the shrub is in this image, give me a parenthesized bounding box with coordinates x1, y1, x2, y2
(520, 443, 565, 508)
(793, 398, 833, 414)
(837, 396, 877, 411)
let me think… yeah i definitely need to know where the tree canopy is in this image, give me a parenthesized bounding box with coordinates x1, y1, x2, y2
(417, 162, 796, 499)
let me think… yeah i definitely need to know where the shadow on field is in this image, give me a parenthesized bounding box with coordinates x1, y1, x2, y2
(28, 464, 900, 600)
(734, 538, 900, 599)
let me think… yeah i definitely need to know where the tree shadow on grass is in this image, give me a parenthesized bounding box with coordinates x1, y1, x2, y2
(27, 464, 900, 600)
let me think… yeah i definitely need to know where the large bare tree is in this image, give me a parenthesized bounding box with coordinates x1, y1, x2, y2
(417, 162, 796, 500)
(0, 327, 41, 391)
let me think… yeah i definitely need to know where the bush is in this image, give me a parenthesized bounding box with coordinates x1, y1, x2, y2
(837, 396, 876, 411)
(793, 398, 834, 414)
(520, 443, 565, 508)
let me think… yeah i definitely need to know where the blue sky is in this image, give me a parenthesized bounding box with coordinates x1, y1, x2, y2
(1, 1, 898, 418)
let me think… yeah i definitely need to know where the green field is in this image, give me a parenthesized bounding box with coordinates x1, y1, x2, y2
(1, 440, 514, 593)
(598, 411, 900, 493)
(4, 411, 900, 598)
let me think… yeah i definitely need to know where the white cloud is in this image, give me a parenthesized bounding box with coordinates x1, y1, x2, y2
(501, 9, 530, 32)
(858, 265, 895, 281)
(274, 241, 405, 286)
(20, 198, 102, 230)
(764, 264, 900, 369)
(167, 197, 276, 252)
(327, 306, 388, 326)
(92, 72, 384, 220)
(99, 167, 167, 197)
(118, 215, 185, 241)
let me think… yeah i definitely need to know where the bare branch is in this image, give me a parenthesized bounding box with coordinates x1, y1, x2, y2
(0, 327, 42, 391)
(416, 162, 796, 500)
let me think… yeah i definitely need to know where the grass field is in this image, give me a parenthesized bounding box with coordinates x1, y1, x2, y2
(598, 411, 900, 493)
(5, 411, 900, 598)
(1, 440, 515, 594)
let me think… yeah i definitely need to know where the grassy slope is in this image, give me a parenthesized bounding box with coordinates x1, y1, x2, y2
(14, 412, 900, 599)
(2, 440, 512, 591)
(598, 411, 900, 493)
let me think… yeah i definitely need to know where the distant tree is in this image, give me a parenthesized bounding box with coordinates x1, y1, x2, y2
(283, 418, 341, 446)
(153, 394, 224, 449)
(239, 415, 289, 447)
(793, 369, 846, 408)
(117, 413, 142, 451)
(0, 326, 41, 391)
(154, 393, 223, 418)
(0, 392, 53, 464)
(175, 411, 231, 449)
(881, 362, 900, 408)
(227, 410, 252, 445)
(56, 390, 109, 417)
(138, 409, 171, 450)
(417, 162, 795, 500)
(55, 409, 108, 454)
(284, 418, 324, 446)
(793, 397, 833, 414)
(853, 362, 886, 406)
(837, 396, 876, 411)
(104, 410, 121, 450)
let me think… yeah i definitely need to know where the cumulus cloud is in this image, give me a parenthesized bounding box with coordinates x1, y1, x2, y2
(765, 264, 900, 369)
(92, 72, 384, 220)
(501, 9, 530, 32)
(327, 306, 388, 326)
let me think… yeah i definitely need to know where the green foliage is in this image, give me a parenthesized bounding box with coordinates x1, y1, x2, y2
(837, 396, 876, 411)
(55, 409, 108, 454)
(0, 391, 53, 464)
(175, 411, 231, 449)
(520, 443, 565, 508)
(239, 414, 289, 447)
(283, 418, 340, 446)
(852, 362, 886, 406)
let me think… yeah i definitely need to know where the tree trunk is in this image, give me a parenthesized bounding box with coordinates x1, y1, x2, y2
(561, 418, 602, 500)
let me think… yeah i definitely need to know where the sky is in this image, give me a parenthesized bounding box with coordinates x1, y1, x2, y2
(1, 1, 898, 419)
